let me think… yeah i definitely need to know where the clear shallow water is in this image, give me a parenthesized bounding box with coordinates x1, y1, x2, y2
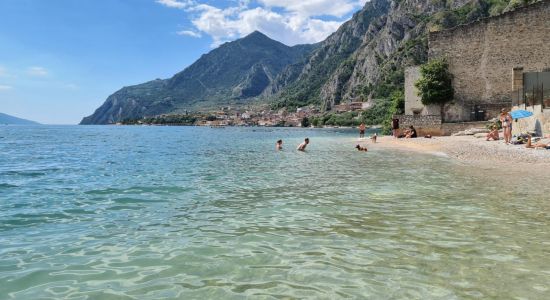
(1, 126, 549, 299)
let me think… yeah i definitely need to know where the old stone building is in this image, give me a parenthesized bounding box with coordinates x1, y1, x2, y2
(403, 0, 550, 136)
(427, 0, 550, 123)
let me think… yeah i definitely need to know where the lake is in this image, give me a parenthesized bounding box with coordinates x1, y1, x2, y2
(1, 126, 549, 299)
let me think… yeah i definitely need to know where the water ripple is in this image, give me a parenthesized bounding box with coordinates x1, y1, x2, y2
(1, 126, 549, 299)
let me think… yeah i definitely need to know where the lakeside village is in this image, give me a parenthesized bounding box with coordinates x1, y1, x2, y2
(119, 102, 370, 128)
(123, 1, 550, 139)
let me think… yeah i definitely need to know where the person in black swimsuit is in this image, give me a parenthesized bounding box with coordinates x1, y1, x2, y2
(405, 125, 417, 138)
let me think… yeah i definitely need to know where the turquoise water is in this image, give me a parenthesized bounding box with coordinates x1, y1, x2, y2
(1, 126, 549, 299)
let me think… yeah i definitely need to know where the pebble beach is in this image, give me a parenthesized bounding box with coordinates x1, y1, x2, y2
(368, 135, 550, 168)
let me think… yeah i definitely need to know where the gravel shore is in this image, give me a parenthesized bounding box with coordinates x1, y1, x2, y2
(366, 135, 550, 168)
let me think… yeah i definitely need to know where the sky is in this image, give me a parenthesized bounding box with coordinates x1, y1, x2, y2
(0, 0, 367, 124)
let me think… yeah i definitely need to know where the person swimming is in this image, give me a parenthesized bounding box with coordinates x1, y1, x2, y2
(297, 138, 309, 151)
(355, 144, 368, 151)
(276, 139, 283, 150)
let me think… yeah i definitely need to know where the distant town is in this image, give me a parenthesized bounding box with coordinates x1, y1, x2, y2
(119, 102, 370, 127)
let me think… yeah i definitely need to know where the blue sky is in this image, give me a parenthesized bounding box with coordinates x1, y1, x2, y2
(0, 0, 366, 124)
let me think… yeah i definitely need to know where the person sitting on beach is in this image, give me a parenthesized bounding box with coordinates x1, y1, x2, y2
(405, 126, 417, 138)
(486, 126, 499, 141)
(355, 144, 368, 151)
(297, 138, 309, 151)
(276, 139, 283, 150)
(526, 135, 549, 149)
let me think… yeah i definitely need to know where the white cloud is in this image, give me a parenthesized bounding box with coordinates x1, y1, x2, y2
(27, 66, 48, 77)
(177, 30, 202, 37)
(156, 0, 191, 9)
(0, 85, 13, 91)
(258, 0, 360, 18)
(157, 0, 365, 47)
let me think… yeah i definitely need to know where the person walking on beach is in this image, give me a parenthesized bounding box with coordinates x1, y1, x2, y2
(297, 138, 309, 151)
(392, 117, 399, 138)
(359, 123, 366, 139)
(276, 139, 283, 150)
(499, 108, 513, 144)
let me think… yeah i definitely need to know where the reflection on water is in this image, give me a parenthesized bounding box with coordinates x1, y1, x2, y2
(1, 126, 549, 299)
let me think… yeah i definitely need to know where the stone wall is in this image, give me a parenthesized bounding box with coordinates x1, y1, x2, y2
(393, 115, 489, 136)
(428, 0, 550, 122)
(404, 67, 439, 115)
(393, 115, 443, 136)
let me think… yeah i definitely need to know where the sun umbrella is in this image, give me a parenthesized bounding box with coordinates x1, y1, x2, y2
(510, 109, 533, 119)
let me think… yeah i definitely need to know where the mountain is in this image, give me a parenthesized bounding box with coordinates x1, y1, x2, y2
(82, 0, 524, 125)
(268, 0, 520, 111)
(81, 31, 316, 124)
(0, 113, 40, 125)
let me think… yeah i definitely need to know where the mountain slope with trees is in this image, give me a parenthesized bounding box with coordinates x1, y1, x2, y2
(81, 32, 316, 124)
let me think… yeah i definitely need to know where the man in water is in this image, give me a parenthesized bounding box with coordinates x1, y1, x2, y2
(297, 138, 309, 151)
(359, 123, 366, 139)
(276, 139, 283, 150)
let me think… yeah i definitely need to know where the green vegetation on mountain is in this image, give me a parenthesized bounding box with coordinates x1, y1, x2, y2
(269, 0, 536, 129)
(80, 31, 315, 124)
(82, 0, 538, 126)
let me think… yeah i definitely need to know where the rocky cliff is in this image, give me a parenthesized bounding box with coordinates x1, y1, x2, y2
(82, 0, 525, 124)
(269, 0, 523, 111)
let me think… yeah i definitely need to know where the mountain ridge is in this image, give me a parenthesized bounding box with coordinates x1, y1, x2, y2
(82, 0, 528, 125)
(80, 31, 316, 124)
(0, 113, 40, 125)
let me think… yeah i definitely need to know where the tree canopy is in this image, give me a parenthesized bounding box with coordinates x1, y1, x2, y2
(415, 58, 454, 107)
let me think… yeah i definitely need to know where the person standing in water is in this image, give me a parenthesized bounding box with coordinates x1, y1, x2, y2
(297, 138, 309, 151)
(371, 132, 377, 143)
(359, 123, 366, 139)
(276, 140, 283, 150)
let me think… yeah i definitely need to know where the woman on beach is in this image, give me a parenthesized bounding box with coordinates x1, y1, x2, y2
(486, 125, 499, 141)
(499, 108, 513, 144)
(525, 135, 550, 149)
(276, 139, 283, 150)
(392, 118, 399, 138)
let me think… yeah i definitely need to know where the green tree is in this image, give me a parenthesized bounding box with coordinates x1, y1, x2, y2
(415, 58, 454, 121)
(301, 117, 310, 128)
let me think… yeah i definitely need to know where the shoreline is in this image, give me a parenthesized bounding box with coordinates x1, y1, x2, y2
(357, 135, 550, 173)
